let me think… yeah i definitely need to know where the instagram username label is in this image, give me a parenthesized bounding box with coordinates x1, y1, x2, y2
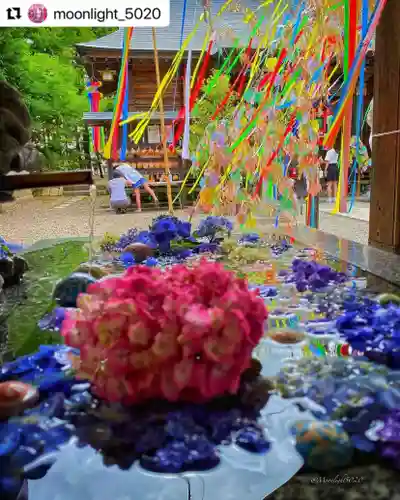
(1, 0, 170, 26)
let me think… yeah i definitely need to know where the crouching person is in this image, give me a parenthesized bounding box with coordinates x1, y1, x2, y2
(108, 170, 132, 213)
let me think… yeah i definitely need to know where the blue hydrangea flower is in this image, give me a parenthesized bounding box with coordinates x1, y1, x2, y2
(194, 216, 233, 242)
(38, 307, 67, 332)
(239, 233, 260, 244)
(120, 252, 136, 269)
(144, 257, 158, 267)
(150, 216, 192, 253)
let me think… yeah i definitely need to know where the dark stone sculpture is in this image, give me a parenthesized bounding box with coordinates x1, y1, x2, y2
(11, 142, 44, 173)
(0, 80, 31, 176)
(0, 254, 29, 288)
(0, 80, 34, 202)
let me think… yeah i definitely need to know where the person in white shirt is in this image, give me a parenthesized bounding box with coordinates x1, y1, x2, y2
(115, 163, 158, 212)
(324, 147, 339, 203)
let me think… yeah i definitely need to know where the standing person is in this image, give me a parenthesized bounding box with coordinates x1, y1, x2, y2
(294, 171, 308, 215)
(115, 162, 158, 212)
(287, 155, 298, 181)
(324, 146, 339, 203)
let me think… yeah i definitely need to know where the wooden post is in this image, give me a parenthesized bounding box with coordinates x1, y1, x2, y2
(339, 116, 352, 212)
(152, 28, 174, 215)
(369, 0, 400, 252)
(107, 159, 113, 181)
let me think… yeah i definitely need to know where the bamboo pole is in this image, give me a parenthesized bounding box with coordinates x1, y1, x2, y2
(188, 1, 214, 223)
(356, 166, 361, 197)
(152, 27, 174, 214)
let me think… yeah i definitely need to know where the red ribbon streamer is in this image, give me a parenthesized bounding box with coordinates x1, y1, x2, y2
(171, 38, 214, 149)
(236, 38, 253, 96)
(212, 40, 255, 121)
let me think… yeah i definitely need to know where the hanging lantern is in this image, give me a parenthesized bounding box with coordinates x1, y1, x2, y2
(100, 70, 116, 82)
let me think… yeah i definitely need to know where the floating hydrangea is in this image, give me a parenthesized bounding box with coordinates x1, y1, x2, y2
(275, 357, 400, 466)
(62, 261, 267, 404)
(112, 228, 141, 252)
(194, 216, 233, 243)
(38, 307, 67, 332)
(150, 215, 192, 253)
(337, 303, 400, 369)
(238, 233, 260, 245)
(288, 258, 348, 292)
(377, 409, 400, 469)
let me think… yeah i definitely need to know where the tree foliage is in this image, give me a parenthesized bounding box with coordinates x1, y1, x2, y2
(188, 70, 237, 176)
(190, 70, 237, 154)
(0, 28, 114, 169)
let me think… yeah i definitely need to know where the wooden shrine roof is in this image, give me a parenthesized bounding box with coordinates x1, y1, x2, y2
(76, 0, 267, 55)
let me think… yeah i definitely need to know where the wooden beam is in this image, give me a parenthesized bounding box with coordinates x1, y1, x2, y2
(0, 171, 93, 191)
(369, 0, 400, 252)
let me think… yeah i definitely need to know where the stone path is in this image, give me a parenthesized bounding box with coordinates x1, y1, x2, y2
(319, 201, 370, 222)
(51, 196, 85, 211)
(317, 202, 370, 244)
(0, 196, 370, 246)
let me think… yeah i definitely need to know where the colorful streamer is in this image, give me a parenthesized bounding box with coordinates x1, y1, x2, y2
(324, 0, 388, 149)
(103, 27, 133, 159)
(120, 65, 129, 161)
(348, 0, 369, 212)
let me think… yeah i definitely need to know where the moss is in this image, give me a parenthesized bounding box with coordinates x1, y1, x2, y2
(6, 240, 88, 358)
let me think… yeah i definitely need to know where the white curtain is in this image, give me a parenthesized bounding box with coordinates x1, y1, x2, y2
(182, 49, 192, 160)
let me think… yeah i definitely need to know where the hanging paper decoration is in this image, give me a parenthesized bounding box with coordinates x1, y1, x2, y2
(86, 80, 102, 153)
(107, 0, 382, 227)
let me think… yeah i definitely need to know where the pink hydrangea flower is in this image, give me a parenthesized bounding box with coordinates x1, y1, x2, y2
(62, 260, 267, 404)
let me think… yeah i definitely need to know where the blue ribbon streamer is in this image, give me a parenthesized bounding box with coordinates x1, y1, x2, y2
(291, 2, 305, 45)
(179, 0, 188, 48)
(310, 196, 316, 228)
(120, 66, 129, 161)
(348, 0, 369, 212)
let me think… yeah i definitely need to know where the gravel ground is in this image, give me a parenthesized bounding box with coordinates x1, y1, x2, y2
(0, 196, 370, 246)
(317, 211, 369, 245)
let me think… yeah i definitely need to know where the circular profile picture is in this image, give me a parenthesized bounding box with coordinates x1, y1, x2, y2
(28, 4, 48, 23)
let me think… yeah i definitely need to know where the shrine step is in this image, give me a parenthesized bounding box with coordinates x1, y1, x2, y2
(62, 185, 108, 196)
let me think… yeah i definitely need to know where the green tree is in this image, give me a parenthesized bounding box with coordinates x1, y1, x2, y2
(0, 28, 115, 170)
(190, 70, 237, 153)
(189, 70, 237, 175)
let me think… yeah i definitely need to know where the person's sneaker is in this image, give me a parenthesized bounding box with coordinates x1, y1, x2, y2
(135, 208, 142, 213)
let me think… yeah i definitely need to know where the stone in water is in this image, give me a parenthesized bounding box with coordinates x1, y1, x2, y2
(53, 272, 97, 307)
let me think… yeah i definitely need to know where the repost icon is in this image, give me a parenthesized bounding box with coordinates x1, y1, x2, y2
(6, 7, 22, 20)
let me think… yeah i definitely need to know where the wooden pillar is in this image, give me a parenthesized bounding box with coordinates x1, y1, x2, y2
(369, 0, 400, 252)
